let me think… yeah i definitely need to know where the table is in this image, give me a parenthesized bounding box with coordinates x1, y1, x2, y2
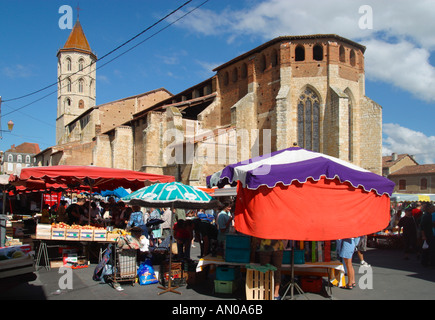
(196, 254, 345, 298)
(33, 237, 115, 271)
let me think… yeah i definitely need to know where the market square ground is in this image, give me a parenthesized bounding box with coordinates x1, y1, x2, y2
(1, 246, 435, 302)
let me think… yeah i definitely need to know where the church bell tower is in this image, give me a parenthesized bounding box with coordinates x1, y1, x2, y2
(56, 18, 97, 145)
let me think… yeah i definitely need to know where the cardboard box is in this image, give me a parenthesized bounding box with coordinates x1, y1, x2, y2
(65, 229, 80, 241)
(36, 224, 51, 240)
(93, 230, 107, 241)
(51, 228, 66, 240)
(79, 229, 94, 241)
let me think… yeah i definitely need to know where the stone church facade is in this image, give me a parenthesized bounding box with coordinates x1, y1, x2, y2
(36, 22, 383, 186)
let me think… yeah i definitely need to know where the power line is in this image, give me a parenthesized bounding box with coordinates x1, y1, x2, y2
(2, 0, 193, 103)
(2, 0, 211, 117)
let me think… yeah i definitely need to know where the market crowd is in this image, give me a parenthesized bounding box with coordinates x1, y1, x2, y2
(390, 201, 435, 268)
(42, 197, 236, 261)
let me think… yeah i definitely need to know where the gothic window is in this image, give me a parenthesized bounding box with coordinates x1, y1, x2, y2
(399, 179, 406, 190)
(260, 54, 267, 72)
(66, 57, 72, 71)
(313, 44, 323, 61)
(79, 58, 84, 72)
(241, 63, 248, 79)
(78, 78, 84, 93)
(79, 99, 85, 109)
(297, 88, 320, 152)
(339, 45, 346, 63)
(67, 78, 72, 92)
(232, 67, 238, 82)
(223, 72, 229, 86)
(271, 49, 278, 67)
(350, 50, 356, 66)
(295, 45, 305, 61)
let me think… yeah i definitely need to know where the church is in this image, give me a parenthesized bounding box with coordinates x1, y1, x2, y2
(36, 20, 383, 186)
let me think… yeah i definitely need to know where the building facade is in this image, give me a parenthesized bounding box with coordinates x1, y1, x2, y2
(37, 22, 384, 186)
(1, 143, 40, 174)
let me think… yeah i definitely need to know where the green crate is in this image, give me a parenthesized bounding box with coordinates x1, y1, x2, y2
(214, 280, 238, 294)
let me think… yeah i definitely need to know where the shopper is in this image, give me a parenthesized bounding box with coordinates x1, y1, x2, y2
(193, 218, 218, 257)
(356, 235, 370, 267)
(256, 238, 284, 300)
(397, 207, 418, 260)
(336, 237, 360, 289)
(173, 219, 194, 260)
(216, 204, 233, 245)
(126, 205, 148, 238)
(420, 203, 435, 267)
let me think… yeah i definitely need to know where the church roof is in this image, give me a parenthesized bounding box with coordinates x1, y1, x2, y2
(58, 20, 96, 59)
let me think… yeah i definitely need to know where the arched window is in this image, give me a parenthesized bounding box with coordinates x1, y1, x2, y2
(79, 99, 85, 109)
(25, 155, 31, 164)
(241, 63, 248, 79)
(232, 67, 238, 82)
(67, 78, 72, 92)
(313, 44, 323, 61)
(260, 54, 267, 72)
(297, 88, 320, 152)
(295, 45, 305, 61)
(421, 178, 428, 190)
(79, 58, 84, 72)
(350, 50, 356, 66)
(271, 49, 278, 67)
(66, 57, 72, 71)
(78, 78, 84, 93)
(7, 154, 13, 162)
(17, 155, 22, 163)
(223, 72, 229, 86)
(339, 45, 346, 62)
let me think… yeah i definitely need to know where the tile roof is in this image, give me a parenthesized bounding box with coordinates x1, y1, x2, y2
(389, 164, 435, 176)
(6, 143, 40, 154)
(58, 20, 96, 58)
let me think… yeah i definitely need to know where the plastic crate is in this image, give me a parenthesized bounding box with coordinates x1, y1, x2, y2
(216, 265, 240, 281)
(225, 247, 250, 263)
(300, 276, 323, 293)
(282, 249, 305, 264)
(214, 280, 238, 294)
(225, 234, 251, 249)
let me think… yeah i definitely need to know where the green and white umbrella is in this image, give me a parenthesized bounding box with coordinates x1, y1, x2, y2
(122, 181, 220, 209)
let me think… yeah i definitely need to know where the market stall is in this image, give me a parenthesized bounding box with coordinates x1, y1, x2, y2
(207, 146, 395, 299)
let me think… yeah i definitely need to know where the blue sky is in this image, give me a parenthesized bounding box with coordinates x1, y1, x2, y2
(1, 0, 435, 164)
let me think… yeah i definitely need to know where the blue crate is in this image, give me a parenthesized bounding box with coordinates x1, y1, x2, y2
(225, 247, 251, 263)
(216, 265, 241, 281)
(282, 250, 305, 264)
(225, 234, 251, 249)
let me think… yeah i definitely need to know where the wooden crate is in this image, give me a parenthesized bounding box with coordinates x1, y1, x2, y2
(65, 229, 80, 241)
(245, 269, 274, 300)
(79, 229, 94, 241)
(93, 230, 107, 241)
(36, 224, 51, 240)
(51, 228, 66, 240)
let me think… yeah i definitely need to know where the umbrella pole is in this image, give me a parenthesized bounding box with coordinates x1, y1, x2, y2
(282, 241, 307, 300)
(158, 203, 181, 295)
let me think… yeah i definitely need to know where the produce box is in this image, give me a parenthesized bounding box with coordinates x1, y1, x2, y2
(51, 228, 66, 240)
(106, 233, 119, 242)
(93, 229, 107, 241)
(36, 224, 51, 240)
(79, 229, 94, 241)
(65, 229, 80, 241)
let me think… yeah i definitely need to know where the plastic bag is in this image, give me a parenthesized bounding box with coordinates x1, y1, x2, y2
(137, 259, 158, 285)
(422, 240, 429, 249)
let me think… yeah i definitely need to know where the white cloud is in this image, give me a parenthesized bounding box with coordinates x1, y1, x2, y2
(178, 0, 435, 102)
(363, 39, 435, 102)
(383, 123, 435, 164)
(3, 64, 33, 78)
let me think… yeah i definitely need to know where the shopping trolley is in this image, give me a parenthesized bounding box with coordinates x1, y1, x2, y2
(109, 247, 138, 286)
